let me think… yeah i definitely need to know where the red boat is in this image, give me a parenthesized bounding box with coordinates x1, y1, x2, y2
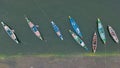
(92, 32, 97, 53)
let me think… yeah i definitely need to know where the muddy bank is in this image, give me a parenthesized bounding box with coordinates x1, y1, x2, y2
(0, 56, 120, 68)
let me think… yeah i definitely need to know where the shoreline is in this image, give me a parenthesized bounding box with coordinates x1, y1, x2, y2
(0, 52, 120, 60)
(0, 55, 120, 68)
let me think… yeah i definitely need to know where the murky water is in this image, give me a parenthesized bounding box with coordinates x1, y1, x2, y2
(0, 0, 120, 55)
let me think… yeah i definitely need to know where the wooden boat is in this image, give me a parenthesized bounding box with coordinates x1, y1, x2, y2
(68, 16, 83, 38)
(69, 30, 88, 51)
(25, 17, 43, 40)
(97, 18, 106, 44)
(1, 22, 19, 44)
(108, 25, 119, 43)
(92, 32, 97, 53)
(51, 21, 63, 40)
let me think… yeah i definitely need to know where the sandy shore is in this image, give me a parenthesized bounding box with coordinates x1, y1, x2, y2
(0, 56, 120, 68)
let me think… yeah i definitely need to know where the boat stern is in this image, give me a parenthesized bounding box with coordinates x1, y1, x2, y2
(68, 16, 71, 19)
(94, 32, 96, 35)
(116, 40, 119, 44)
(25, 16, 30, 23)
(81, 42, 89, 51)
(107, 25, 110, 27)
(97, 18, 100, 22)
(93, 50, 96, 53)
(15, 39, 19, 44)
(1, 22, 5, 26)
(51, 21, 54, 25)
(103, 39, 106, 44)
(39, 36, 43, 40)
(60, 37, 63, 40)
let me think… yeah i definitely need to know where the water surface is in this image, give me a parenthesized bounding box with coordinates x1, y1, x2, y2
(0, 0, 120, 55)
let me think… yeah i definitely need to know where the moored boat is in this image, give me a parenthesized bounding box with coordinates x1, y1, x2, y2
(69, 30, 88, 51)
(92, 32, 97, 53)
(108, 25, 119, 43)
(1, 22, 19, 44)
(68, 16, 83, 38)
(25, 17, 43, 40)
(97, 18, 106, 44)
(51, 21, 63, 40)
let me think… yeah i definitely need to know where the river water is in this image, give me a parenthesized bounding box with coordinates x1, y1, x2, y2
(0, 0, 120, 55)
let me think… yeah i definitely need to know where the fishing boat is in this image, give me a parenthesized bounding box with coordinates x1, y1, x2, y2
(97, 18, 106, 44)
(1, 22, 19, 44)
(25, 17, 43, 40)
(68, 16, 83, 38)
(69, 30, 88, 51)
(50, 21, 63, 40)
(92, 32, 97, 53)
(108, 25, 119, 43)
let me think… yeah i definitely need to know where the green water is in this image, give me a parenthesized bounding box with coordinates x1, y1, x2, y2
(0, 0, 120, 55)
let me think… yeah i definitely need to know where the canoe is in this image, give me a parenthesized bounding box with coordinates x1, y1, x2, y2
(108, 25, 119, 43)
(51, 21, 63, 40)
(92, 32, 97, 53)
(25, 17, 43, 40)
(1, 22, 19, 44)
(68, 16, 83, 38)
(69, 30, 88, 51)
(97, 18, 106, 44)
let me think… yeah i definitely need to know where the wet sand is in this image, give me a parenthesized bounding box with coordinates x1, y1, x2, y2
(0, 56, 120, 68)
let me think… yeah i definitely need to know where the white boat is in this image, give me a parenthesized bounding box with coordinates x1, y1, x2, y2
(1, 22, 19, 44)
(108, 25, 119, 43)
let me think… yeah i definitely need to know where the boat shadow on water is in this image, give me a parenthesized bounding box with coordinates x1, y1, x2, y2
(14, 33, 21, 44)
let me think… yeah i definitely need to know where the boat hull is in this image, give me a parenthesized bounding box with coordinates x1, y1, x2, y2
(69, 30, 88, 51)
(108, 25, 119, 43)
(1, 22, 19, 44)
(97, 18, 106, 44)
(92, 32, 97, 53)
(25, 17, 43, 40)
(69, 16, 83, 38)
(51, 21, 63, 40)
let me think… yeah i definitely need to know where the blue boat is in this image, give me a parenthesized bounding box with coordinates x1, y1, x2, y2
(68, 16, 83, 38)
(51, 21, 63, 40)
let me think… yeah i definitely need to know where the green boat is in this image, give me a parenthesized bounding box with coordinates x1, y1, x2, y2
(69, 30, 88, 51)
(97, 18, 106, 44)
